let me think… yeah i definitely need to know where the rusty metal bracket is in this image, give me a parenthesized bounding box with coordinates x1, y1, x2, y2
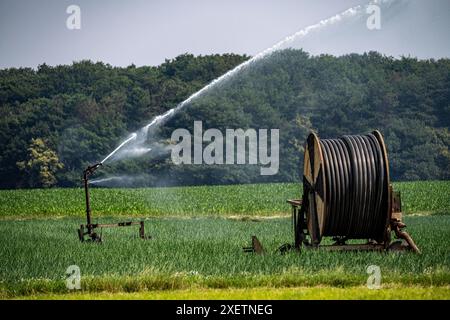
(391, 220, 420, 253)
(389, 191, 420, 253)
(78, 220, 150, 242)
(243, 236, 265, 254)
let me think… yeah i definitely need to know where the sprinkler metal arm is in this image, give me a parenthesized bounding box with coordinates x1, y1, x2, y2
(83, 162, 102, 231)
(84, 162, 102, 178)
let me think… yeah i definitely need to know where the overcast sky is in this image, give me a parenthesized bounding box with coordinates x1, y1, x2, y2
(0, 0, 449, 69)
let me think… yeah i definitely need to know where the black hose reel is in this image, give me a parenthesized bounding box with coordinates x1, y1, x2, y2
(287, 130, 420, 253)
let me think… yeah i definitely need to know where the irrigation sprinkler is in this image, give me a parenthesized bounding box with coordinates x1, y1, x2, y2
(77, 162, 149, 242)
(285, 131, 419, 253)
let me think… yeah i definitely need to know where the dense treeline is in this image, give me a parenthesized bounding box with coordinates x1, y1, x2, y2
(0, 50, 448, 188)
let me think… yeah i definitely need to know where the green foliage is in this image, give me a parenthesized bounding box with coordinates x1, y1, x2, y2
(0, 51, 449, 188)
(16, 286, 449, 300)
(16, 138, 63, 188)
(0, 215, 449, 298)
(0, 181, 448, 218)
(0, 181, 448, 298)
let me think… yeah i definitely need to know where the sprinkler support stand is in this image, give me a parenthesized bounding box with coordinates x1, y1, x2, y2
(78, 163, 150, 242)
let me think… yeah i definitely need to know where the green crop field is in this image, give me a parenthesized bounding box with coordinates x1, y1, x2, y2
(0, 181, 448, 218)
(0, 181, 449, 299)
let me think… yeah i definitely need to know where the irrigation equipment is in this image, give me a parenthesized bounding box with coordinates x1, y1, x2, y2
(243, 236, 265, 254)
(285, 130, 420, 253)
(77, 162, 149, 242)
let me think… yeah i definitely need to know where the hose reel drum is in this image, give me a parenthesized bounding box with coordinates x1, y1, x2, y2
(288, 130, 420, 253)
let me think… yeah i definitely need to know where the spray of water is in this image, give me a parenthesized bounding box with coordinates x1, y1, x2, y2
(89, 176, 120, 185)
(89, 175, 143, 187)
(100, 132, 137, 163)
(100, 0, 393, 164)
(89, 174, 161, 187)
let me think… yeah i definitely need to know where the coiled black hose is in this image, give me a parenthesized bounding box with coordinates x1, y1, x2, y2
(319, 133, 388, 240)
